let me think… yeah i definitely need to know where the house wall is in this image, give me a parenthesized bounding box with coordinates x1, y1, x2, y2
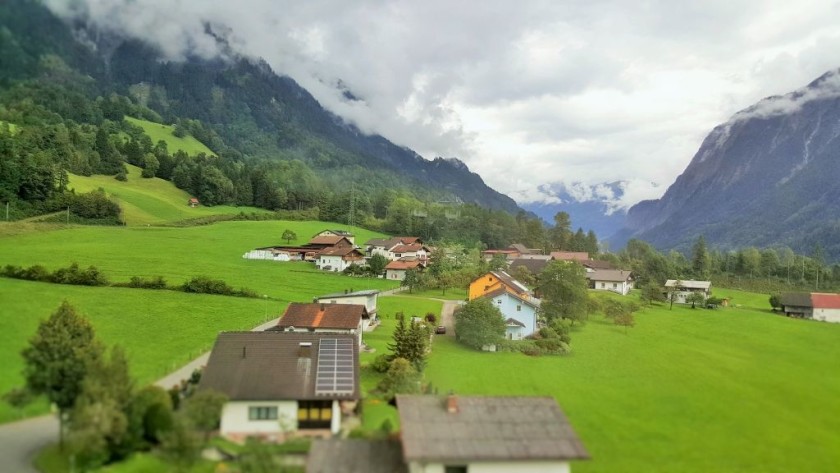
(489, 293, 537, 336)
(220, 400, 298, 440)
(505, 325, 526, 340)
(316, 294, 378, 323)
(782, 304, 813, 319)
(408, 460, 570, 473)
(812, 308, 840, 323)
(592, 280, 633, 296)
(469, 274, 503, 300)
(317, 255, 356, 272)
(670, 289, 708, 304)
(386, 269, 407, 281)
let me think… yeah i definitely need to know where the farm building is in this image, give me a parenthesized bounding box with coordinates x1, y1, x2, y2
(385, 259, 424, 281)
(268, 302, 369, 347)
(781, 292, 840, 323)
(315, 246, 365, 272)
(312, 229, 355, 245)
(664, 280, 712, 304)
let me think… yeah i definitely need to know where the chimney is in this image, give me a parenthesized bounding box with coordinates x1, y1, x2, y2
(298, 342, 312, 358)
(446, 391, 458, 414)
(320, 303, 325, 311)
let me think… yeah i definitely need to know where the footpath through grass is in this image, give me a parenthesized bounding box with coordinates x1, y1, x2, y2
(424, 289, 840, 473)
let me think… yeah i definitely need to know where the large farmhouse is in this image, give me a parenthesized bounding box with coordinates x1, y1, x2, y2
(780, 292, 840, 323)
(664, 280, 712, 304)
(268, 302, 369, 347)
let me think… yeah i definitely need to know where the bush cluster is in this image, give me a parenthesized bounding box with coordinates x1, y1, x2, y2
(1, 263, 109, 286)
(497, 338, 570, 356)
(180, 276, 258, 298)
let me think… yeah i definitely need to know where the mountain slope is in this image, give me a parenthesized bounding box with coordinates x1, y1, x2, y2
(617, 70, 840, 259)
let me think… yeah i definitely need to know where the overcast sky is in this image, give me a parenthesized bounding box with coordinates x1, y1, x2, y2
(47, 0, 840, 209)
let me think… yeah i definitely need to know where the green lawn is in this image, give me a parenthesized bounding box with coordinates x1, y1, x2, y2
(125, 117, 214, 157)
(424, 290, 840, 473)
(0, 220, 399, 299)
(0, 278, 277, 423)
(35, 444, 217, 473)
(68, 164, 271, 226)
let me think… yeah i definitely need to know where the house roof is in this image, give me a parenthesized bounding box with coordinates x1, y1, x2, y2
(482, 249, 519, 255)
(307, 439, 407, 473)
(490, 271, 530, 294)
(550, 251, 590, 261)
(386, 260, 422, 270)
(274, 303, 367, 330)
(397, 395, 589, 463)
(587, 269, 633, 282)
(315, 289, 380, 300)
(780, 292, 812, 308)
(664, 280, 711, 290)
(365, 238, 391, 247)
(582, 260, 614, 270)
(365, 236, 421, 249)
(483, 287, 540, 308)
(509, 258, 549, 275)
(313, 229, 354, 237)
(505, 317, 526, 327)
(309, 235, 352, 246)
(810, 293, 840, 309)
(198, 332, 360, 401)
(318, 246, 364, 257)
(391, 243, 426, 254)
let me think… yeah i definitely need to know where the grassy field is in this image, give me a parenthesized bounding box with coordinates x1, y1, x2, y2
(0, 278, 275, 424)
(423, 290, 840, 473)
(125, 117, 214, 157)
(68, 164, 271, 226)
(0, 220, 399, 299)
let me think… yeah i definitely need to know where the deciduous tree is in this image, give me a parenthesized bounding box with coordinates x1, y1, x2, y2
(454, 299, 505, 350)
(538, 261, 589, 325)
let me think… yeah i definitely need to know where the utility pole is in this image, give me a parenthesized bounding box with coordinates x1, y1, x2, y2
(347, 183, 355, 228)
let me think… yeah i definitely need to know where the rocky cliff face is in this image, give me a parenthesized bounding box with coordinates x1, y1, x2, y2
(617, 70, 840, 259)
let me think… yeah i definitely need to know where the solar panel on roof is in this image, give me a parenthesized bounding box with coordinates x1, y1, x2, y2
(315, 338, 355, 396)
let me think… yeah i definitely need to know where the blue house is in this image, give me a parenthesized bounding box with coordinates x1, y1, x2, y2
(482, 289, 540, 340)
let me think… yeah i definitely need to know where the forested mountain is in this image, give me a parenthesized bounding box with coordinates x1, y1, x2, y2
(0, 0, 527, 241)
(614, 69, 840, 261)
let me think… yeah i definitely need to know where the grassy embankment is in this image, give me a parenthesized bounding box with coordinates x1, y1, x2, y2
(124, 117, 213, 156)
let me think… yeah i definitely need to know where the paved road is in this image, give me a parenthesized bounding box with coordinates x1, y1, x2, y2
(439, 300, 462, 337)
(0, 316, 282, 472)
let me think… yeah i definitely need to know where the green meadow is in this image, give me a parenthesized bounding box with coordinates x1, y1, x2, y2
(0, 278, 271, 424)
(0, 220, 399, 299)
(68, 164, 271, 226)
(423, 290, 840, 473)
(124, 117, 214, 157)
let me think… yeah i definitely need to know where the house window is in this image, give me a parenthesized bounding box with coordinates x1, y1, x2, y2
(516, 305, 521, 312)
(444, 466, 468, 473)
(600, 283, 605, 288)
(613, 283, 618, 289)
(248, 406, 278, 421)
(297, 400, 332, 429)
(497, 299, 502, 304)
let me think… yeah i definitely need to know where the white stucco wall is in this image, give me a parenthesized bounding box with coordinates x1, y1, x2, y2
(812, 308, 840, 323)
(316, 294, 378, 315)
(386, 269, 407, 280)
(408, 460, 571, 473)
(592, 280, 632, 296)
(220, 400, 298, 439)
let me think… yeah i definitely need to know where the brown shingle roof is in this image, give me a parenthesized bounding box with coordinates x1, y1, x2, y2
(582, 260, 614, 270)
(199, 332, 360, 401)
(509, 258, 549, 275)
(386, 260, 422, 270)
(275, 303, 367, 330)
(318, 246, 364, 257)
(309, 235, 351, 246)
(550, 251, 590, 261)
(397, 395, 589, 462)
(490, 271, 530, 294)
(307, 439, 407, 473)
(391, 243, 425, 253)
(586, 269, 633, 282)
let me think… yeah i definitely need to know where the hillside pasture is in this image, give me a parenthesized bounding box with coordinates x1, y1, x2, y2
(124, 117, 214, 157)
(0, 220, 399, 299)
(424, 289, 840, 473)
(68, 164, 271, 225)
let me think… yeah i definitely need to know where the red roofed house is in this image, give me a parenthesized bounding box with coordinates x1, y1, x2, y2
(308, 235, 354, 250)
(781, 292, 840, 323)
(268, 302, 369, 347)
(316, 246, 365, 272)
(188, 197, 199, 207)
(385, 259, 424, 281)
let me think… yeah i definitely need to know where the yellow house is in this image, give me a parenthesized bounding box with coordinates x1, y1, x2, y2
(468, 271, 531, 301)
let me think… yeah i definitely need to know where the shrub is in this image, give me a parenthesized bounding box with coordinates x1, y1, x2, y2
(181, 276, 235, 295)
(424, 312, 437, 324)
(371, 354, 392, 373)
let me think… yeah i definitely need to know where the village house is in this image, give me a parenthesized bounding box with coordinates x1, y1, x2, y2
(509, 256, 552, 278)
(664, 280, 712, 304)
(481, 248, 520, 261)
(187, 197, 199, 207)
(312, 229, 355, 245)
(315, 246, 365, 272)
(396, 394, 589, 473)
(587, 269, 634, 296)
(781, 292, 840, 323)
(307, 439, 407, 473)
(468, 271, 532, 301)
(314, 289, 380, 328)
(481, 288, 540, 339)
(198, 332, 360, 443)
(550, 251, 591, 262)
(308, 235, 354, 250)
(385, 259, 424, 281)
(365, 237, 424, 260)
(268, 302, 369, 347)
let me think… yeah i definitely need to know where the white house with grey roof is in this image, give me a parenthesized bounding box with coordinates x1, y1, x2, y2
(396, 394, 589, 473)
(199, 332, 360, 443)
(587, 269, 634, 296)
(664, 280, 712, 304)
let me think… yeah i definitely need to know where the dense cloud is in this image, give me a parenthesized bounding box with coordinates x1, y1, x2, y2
(45, 0, 840, 209)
